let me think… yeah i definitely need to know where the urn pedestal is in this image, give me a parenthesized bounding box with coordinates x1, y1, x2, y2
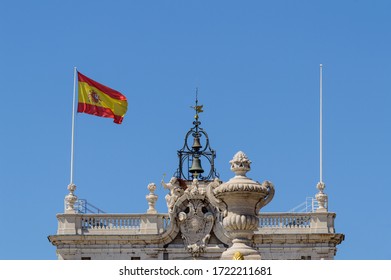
(207, 151, 275, 260)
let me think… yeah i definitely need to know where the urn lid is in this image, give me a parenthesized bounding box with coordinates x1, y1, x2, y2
(214, 151, 269, 195)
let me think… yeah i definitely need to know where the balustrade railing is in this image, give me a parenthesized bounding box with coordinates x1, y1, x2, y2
(259, 213, 311, 228)
(81, 214, 142, 234)
(58, 212, 333, 235)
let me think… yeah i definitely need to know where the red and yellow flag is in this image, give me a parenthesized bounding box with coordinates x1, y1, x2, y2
(77, 72, 128, 124)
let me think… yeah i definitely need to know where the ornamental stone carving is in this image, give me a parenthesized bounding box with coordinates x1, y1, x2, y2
(161, 177, 217, 258)
(316, 182, 328, 212)
(178, 199, 214, 258)
(161, 177, 184, 212)
(229, 151, 251, 175)
(146, 183, 158, 214)
(207, 151, 275, 260)
(65, 183, 78, 214)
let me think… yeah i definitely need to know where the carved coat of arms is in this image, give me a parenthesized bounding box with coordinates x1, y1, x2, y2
(178, 199, 214, 258)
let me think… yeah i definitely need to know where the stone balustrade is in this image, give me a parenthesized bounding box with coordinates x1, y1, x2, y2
(81, 214, 142, 234)
(257, 212, 336, 234)
(56, 212, 335, 236)
(56, 213, 170, 235)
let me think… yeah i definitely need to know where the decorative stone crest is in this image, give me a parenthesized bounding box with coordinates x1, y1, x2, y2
(178, 199, 214, 258)
(161, 177, 216, 258)
(185, 177, 206, 196)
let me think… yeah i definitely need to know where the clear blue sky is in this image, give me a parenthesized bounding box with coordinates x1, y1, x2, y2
(0, 0, 390, 260)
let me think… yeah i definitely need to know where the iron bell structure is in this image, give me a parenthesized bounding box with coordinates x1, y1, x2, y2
(175, 95, 219, 181)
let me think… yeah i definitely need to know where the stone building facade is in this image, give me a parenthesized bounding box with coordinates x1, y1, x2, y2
(48, 100, 344, 260)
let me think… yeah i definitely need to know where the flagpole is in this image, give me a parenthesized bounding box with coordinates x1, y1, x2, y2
(319, 64, 323, 183)
(315, 63, 327, 212)
(70, 67, 77, 185)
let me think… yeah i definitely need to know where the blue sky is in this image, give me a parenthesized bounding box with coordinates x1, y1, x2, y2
(0, 0, 390, 259)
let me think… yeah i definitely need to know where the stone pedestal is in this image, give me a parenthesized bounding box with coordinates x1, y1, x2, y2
(56, 213, 82, 235)
(140, 215, 164, 234)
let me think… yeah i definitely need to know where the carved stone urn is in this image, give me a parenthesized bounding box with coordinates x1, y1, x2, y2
(146, 183, 158, 214)
(207, 151, 275, 259)
(65, 183, 78, 214)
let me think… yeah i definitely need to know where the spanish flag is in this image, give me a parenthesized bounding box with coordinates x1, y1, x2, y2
(77, 72, 128, 124)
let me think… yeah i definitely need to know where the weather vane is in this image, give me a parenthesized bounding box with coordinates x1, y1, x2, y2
(190, 88, 204, 120)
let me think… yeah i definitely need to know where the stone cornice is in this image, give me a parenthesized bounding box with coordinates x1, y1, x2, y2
(48, 232, 344, 247)
(254, 233, 345, 245)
